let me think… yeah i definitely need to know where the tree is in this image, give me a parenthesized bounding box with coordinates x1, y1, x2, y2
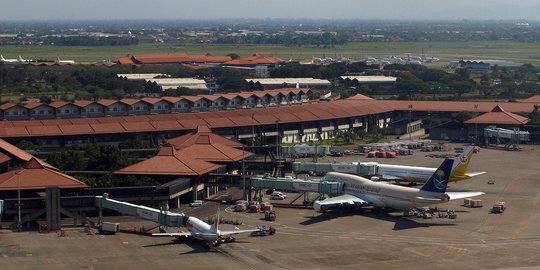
(449, 81, 475, 97)
(421, 69, 448, 82)
(452, 111, 475, 123)
(217, 77, 247, 91)
(394, 78, 428, 99)
(455, 68, 471, 80)
(226, 53, 240, 60)
(39, 95, 52, 104)
(480, 73, 491, 86)
(47, 152, 65, 170)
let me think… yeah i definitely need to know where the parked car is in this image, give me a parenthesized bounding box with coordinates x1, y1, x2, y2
(270, 194, 286, 200)
(271, 191, 287, 199)
(265, 188, 276, 195)
(189, 200, 203, 207)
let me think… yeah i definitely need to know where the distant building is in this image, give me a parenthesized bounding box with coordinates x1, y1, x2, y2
(341, 76, 397, 83)
(148, 78, 209, 91)
(390, 119, 422, 135)
(117, 73, 168, 81)
(246, 78, 331, 90)
(457, 60, 520, 72)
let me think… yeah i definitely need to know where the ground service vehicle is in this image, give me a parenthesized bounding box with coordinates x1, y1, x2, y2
(190, 200, 203, 207)
(265, 211, 276, 221)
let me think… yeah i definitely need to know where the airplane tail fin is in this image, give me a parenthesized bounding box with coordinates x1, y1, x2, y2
(421, 159, 453, 193)
(210, 208, 220, 233)
(1, 55, 4, 61)
(451, 146, 474, 177)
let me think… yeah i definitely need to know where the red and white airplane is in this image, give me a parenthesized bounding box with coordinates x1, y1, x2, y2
(152, 208, 262, 247)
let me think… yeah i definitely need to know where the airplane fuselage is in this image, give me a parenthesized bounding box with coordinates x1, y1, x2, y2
(377, 164, 471, 183)
(185, 217, 220, 242)
(326, 173, 447, 211)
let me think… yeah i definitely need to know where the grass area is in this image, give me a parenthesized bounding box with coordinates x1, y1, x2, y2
(1, 40, 540, 64)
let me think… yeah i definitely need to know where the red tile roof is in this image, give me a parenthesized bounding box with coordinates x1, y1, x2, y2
(168, 125, 245, 149)
(0, 158, 87, 191)
(48, 101, 71, 109)
(118, 53, 233, 65)
(0, 138, 56, 170)
(114, 146, 222, 176)
(161, 96, 183, 104)
(0, 99, 395, 138)
(23, 102, 49, 110)
(120, 98, 147, 106)
(0, 152, 11, 164)
(96, 99, 120, 106)
(72, 100, 97, 108)
(175, 142, 253, 163)
(520, 95, 540, 103)
(0, 102, 19, 110)
(141, 97, 165, 104)
(223, 54, 286, 66)
(380, 100, 538, 113)
(464, 105, 530, 125)
(347, 93, 374, 100)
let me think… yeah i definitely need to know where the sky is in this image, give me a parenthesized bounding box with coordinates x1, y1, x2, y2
(3, 0, 540, 21)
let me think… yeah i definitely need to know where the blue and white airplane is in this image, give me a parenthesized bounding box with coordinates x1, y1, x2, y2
(314, 159, 484, 212)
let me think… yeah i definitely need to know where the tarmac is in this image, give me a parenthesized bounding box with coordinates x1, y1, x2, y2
(1, 143, 540, 270)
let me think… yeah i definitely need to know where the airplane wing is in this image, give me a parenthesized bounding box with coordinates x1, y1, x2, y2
(219, 229, 260, 236)
(152, 232, 191, 237)
(415, 196, 443, 202)
(314, 194, 368, 211)
(446, 192, 485, 200)
(381, 175, 403, 181)
(466, 172, 486, 177)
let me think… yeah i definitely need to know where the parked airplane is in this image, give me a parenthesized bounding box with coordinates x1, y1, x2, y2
(152, 208, 262, 247)
(314, 159, 484, 212)
(56, 56, 75, 64)
(377, 146, 485, 184)
(1, 55, 29, 64)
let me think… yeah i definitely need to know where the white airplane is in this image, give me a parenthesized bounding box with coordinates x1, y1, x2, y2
(423, 56, 440, 63)
(56, 56, 75, 64)
(152, 208, 263, 247)
(376, 146, 485, 184)
(1, 55, 29, 64)
(314, 159, 484, 212)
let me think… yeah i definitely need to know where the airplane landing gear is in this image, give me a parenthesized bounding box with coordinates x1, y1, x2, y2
(224, 236, 235, 243)
(211, 239, 223, 247)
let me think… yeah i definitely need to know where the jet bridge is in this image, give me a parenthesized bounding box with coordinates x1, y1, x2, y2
(484, 127, 530, 150)
(95, 193, 186, 227)
(250, 175, 344, 198)
(292, 161, 378, 176)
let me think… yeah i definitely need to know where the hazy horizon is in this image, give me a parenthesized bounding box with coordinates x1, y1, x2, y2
(2, 0, 539, 21)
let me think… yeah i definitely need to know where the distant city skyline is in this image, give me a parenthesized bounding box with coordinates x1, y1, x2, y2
(2, 0, 540, 21)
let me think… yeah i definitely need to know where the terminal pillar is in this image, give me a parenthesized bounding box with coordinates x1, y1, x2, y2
(46, 187, 61, 231)
(192, 185, 198, 201)
(161, 201, 169, 211)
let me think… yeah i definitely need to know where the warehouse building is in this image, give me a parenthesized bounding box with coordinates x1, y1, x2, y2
(246, 78, 331, 90)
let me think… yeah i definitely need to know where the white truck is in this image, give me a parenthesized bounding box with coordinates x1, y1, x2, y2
(99, 222, 120, 234)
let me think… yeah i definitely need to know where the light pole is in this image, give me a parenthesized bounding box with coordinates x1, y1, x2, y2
(242, 145, 246, 201)
(16, 170, 21, 232)
(408, 104, 413, 141)
(251, 114, 255, 147)
(474, 104, 479, 145)
(275, 120, 279, 162)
